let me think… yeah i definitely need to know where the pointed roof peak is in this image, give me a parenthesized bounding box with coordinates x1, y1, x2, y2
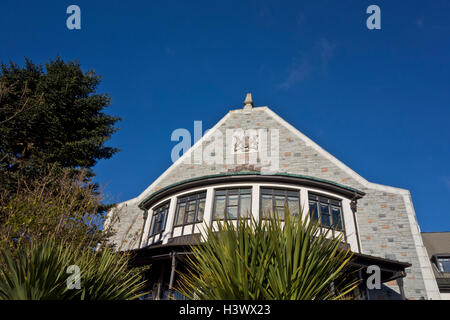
(243, 92, 253, 110)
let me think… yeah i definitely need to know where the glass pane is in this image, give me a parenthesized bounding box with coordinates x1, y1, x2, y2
(274, 207, 285, 220)
(320, 203, 330, 215)
(240, 188, 252, 194)
(240, 194, 252, 217)
(309, 194, 318, 201)
(287, 190, 299, 197)
(161, 208, 168, 231)
(275, 195, 286, 207)
(438, 258, 450, 272)
(228, 194, 239, 206)
(175, 204, 185, 226)
(214, 195, 226, 219)
(197, 200, 205, 222)
(321, 213, 331, 227)
(186, 208, 195, 224)
(261, 188, 272, 195)
(154, 215, 161, 234)
(309, 201, 319, 221)
(273, 189, 286, 196)
(151, 216, 159, 235)
(261, 195, 273, 218)
(331, 206, 343, 230)
(288, 197, 300, 216)
(331, 199, 340, 206)
(161, 213, 167, 232)
(319, 196, 329, 204)
(227, 206, 238, 219)
(188, 200, 196, 212)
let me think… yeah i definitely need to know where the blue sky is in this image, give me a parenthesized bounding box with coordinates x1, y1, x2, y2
(1, 0, 449, 231)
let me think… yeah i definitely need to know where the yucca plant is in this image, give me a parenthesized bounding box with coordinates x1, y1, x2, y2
(0, 239, 76, 299)
(176, 209, 358, 300)
(0, 238, 148, 300)
(72, 247, 149, 300)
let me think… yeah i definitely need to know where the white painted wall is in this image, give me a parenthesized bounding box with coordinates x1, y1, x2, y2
(440, 292, 450, 300)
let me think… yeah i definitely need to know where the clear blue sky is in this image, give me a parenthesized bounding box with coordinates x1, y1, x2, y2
(1, 1, 449, 232)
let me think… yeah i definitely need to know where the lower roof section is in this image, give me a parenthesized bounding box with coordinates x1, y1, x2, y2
(127, 235, 411, 284)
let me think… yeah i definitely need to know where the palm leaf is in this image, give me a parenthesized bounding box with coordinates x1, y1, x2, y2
(176, 208, 359, 300)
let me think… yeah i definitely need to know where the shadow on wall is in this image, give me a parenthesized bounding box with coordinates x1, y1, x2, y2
(367, 284, 423, 300)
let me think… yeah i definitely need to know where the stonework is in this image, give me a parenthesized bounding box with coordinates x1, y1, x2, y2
(108, 103, 440, 300)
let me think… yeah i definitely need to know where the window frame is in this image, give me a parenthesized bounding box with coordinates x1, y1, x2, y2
(259, 187, 301, 220)
(212, 187, 252, 221)
(172, 191, 207, 236)
(308, 192, 346, 238)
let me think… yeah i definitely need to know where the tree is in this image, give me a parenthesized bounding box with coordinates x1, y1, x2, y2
(0, 57, 120, 194)
(0, 166, 113, 253)
(0, 58, 144, 301)
(177, 211, 359, 300)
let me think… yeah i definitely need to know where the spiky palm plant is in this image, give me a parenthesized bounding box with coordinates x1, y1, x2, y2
(73, 247, 148, 300)
(0, 239, 148, 300)
(0, 239, 75, 299)
(176, 209, 358, 300)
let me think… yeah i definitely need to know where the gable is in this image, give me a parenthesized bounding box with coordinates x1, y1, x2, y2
(134, 105, 408, 202)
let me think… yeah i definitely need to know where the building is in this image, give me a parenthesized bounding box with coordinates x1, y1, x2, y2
(107, 94, 441, 300)
(422, 232, 450, 299)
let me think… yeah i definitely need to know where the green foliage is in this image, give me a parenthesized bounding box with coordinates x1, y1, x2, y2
(0, 239, 75, 299)
(0, 57, 142, 300)
(74, 247, 149, 300)
(0, 167, 113, 254)
(177, 211, 358, 300)
(0, 238, 148, 300)
(0, 57, 120, 194)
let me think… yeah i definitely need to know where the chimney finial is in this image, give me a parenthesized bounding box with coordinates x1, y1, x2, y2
(243, 93, 253, 110)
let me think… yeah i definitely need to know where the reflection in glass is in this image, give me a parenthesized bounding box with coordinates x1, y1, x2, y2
(214, 195, 226, 220)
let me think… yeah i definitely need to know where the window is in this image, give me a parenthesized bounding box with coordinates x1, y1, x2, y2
(213, 188, 252, 220)
(308, 194, 343, 231)
(260, 188, 300, 219)
(174, 192, 206, 227)
(150, 202, 170, 236)
(438, 257, 450, 273)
